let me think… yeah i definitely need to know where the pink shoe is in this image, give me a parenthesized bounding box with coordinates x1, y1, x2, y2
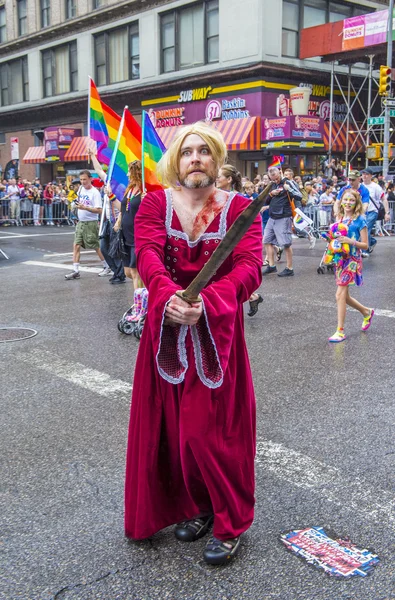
(362, 309, 374, 331)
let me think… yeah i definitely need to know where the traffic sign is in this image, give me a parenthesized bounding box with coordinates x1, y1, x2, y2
(368, 117, 384, 125)
(382, 98, 395, 106)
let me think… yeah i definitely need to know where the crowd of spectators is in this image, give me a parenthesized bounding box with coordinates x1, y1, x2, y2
(0, 176, 80, 227)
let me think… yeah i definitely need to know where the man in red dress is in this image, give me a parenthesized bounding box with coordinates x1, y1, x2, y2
(124, 122, 262, 565)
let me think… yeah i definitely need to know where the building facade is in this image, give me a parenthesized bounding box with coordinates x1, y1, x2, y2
(0, 0, 387, 181)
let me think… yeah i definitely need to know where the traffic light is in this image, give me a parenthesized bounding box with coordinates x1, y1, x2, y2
(379, 65, 392, 96)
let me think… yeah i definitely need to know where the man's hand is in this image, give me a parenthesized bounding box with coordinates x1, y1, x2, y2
(270, 188, 281, 196)
(165, 293, 203, 326)
(385, 212, 391, 223)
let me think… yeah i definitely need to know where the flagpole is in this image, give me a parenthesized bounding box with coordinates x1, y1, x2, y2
(87, 77, 92, 165)
(107, 105, 127, 186)
(141, 110, 146, 193)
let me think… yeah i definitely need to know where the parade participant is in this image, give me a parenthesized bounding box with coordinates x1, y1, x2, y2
(262, 166, 302, 277)
(334, 171, 369, 218)
(64, 170, 107, 280)
(88, 150, 125, 283)
(216, 165, 263, 317)
(112, 160, 143, 291)
(124, 123, 262, 566)
(328, 189, 373, 343)
(361, 167, 390, 254)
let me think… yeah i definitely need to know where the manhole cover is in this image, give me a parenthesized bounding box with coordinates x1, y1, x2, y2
(0, 328, 38, 342)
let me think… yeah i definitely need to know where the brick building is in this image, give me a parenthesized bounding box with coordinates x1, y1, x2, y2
(0, 0, 388, 181)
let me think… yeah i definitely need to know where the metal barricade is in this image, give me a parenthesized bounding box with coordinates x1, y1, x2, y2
(0, 197, 75, 227)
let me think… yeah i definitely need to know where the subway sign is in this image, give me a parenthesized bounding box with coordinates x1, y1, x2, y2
(178, 86, 212, 103)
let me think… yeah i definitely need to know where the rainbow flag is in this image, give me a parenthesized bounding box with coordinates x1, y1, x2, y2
(88, 78, 121, 165)
(269, 155, 284, 168)
(141, 110, 166, 190)
(107, 107, 163, 201)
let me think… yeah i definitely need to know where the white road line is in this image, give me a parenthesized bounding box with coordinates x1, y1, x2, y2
(16, 350, 132, 399)
(313, 300, 395, 319)
(0, 231, 23, 236)
(43, 250, 96, 258)
(22, 260, 103, 273)
(0, 232, 75, 240)
(256, 439, 395, 526)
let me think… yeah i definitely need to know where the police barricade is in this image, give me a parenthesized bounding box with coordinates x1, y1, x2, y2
(0, 197, 76, 227)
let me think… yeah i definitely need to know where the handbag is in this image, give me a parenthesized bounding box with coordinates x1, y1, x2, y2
(109, 226, 128, 259)
(369, 195, 385, 220)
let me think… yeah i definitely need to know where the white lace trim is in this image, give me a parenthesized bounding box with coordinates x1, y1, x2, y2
(164, 188, 236, 247)
(190, 299, 224, 389)
(156, 297, 189, 384)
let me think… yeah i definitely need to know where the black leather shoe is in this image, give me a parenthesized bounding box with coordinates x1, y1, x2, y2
(174, 515, 214, 542)
(247, 294, 263, 317)
(203, 536, 241, 565)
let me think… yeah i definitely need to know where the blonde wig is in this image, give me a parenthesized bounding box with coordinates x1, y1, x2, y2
(156, 122, 228, 189)
(338, 189, 364, 219)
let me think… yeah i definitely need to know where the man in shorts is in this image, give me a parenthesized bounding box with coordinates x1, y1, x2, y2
(262, 166, 302, 277)
(65, 170, 107, 280)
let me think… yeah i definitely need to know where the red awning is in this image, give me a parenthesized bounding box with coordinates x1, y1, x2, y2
(323, 122, 364, 152)
(22, 146, 46, 164)
(157, 117, 261, 151)
(64, 137, 97, 162)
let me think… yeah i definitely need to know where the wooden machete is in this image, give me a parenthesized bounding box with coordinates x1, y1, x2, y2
(176, 182, 274, 304)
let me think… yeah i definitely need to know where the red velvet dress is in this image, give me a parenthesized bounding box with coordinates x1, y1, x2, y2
(124, 188, 262, 541)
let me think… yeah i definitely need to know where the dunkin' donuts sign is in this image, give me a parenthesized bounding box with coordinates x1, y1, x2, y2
(148, 107, 185, 128)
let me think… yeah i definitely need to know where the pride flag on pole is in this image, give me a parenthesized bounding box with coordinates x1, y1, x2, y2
(269, 155, 285, 168)
(107, 107, 163, 201)
(141, 110, 166, 192)
(88, 77, 121, 165)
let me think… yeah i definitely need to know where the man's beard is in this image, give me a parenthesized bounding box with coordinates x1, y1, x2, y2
(179, 172, 216, 189)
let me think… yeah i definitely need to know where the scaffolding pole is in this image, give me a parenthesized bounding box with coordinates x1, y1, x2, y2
(383, 0, 394, 178)
(366, 55, 374, 167)
(328, 62, 334, 161)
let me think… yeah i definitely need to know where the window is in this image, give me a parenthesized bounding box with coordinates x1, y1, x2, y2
(42, 41, 78, 97)
(0, 56, 29, 106)
(160, 0, 219, 73)
(0, 132, 5, 144)
(282, 0, 376, 57)
(17, 0, 27, 36)
(94, 23, 139, 85)
(93, 0, 104, 9)
(0, 7, 6, 44)
(41, 0, 50, 28)
(282, 0, 299, 58)
(66, 0, 76, 19)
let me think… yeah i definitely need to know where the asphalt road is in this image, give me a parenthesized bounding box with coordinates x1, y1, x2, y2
(1, 226, 394, 600)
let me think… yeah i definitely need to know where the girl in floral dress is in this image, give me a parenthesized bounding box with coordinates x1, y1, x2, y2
(328, 189, 374, 343)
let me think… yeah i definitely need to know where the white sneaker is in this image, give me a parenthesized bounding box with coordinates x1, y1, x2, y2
(98, 266, 112, 277)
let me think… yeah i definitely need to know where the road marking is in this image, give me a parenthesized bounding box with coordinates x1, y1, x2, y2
(263, 295, 395, 320)
(0, 232, 75, 240)
(16, 350, 132, 399)
(43, 250, 96, 258)
(22, 260, 103, 273)
(256, 439, 395, 526)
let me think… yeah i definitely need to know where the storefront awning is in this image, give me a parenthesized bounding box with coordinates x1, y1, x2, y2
(323, 122, 363, 152)
(22, 146, 46, 164)
(64, 137, 97, 162)
(157, 117, 261, 151)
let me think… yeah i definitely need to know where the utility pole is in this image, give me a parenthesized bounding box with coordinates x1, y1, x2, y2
(383, 0, 394, 178)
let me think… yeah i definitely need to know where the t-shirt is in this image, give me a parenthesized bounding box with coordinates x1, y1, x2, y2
(337, 183, 369, 205)
(341, 215, 367, 256)
(319, 192, 334, 212)
(76, 185, 102, 222)
(363, 181, 384, 213)
(7, 185, 20, 201)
